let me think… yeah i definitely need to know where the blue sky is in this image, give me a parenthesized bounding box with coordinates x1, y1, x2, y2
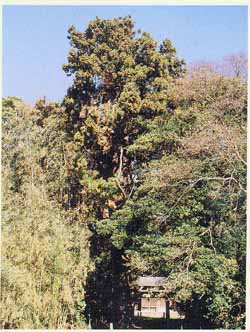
(3, 5, 248, 105)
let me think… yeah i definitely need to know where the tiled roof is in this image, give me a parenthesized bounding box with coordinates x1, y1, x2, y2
(137, 276, 167, 287)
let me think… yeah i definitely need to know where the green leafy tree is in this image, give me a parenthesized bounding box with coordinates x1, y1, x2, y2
(99, 65, 246, 328)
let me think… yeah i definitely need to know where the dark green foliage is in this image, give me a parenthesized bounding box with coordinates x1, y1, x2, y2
(95, 64, 246, 328)
(61, 17, 246, 329)
(62, 16, 186, 328)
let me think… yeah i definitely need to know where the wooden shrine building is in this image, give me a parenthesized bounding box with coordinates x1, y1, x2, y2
(134, 277, 182, 319)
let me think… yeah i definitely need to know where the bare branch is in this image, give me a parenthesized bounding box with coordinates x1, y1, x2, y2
(186, 242, 196, 274)
(115, 178, 127, 199)
(209, 227, 216, 255)
(117, 147, 123, 179)
(166, 175, 246, 221)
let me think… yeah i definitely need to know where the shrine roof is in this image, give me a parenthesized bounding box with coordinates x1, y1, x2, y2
(137, 277, 167, 287)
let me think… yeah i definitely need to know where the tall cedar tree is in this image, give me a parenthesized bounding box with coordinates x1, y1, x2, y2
(62, 16, 185, 327)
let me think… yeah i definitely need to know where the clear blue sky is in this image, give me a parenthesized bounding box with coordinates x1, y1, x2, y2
(3, 5, 248, 105)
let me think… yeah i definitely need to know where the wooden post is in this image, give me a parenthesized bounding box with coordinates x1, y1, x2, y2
(165, 299, 170, 329)
(165, 300, 170, 319)
(88, 314, 91, 329)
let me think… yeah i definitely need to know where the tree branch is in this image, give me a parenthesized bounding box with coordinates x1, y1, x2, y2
(209, 226, 216, 255)
(186, 242, 196, 274)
